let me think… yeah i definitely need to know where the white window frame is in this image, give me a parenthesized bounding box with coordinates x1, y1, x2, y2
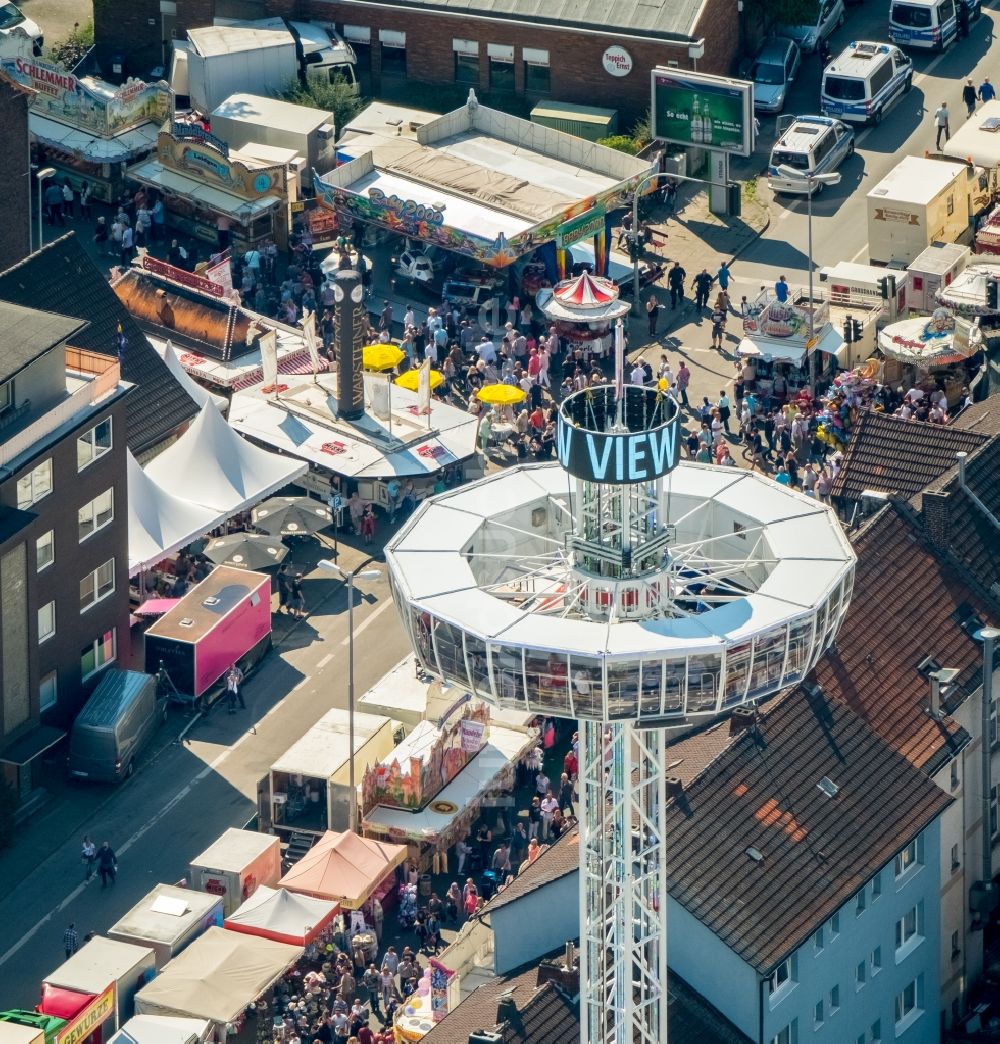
(895, 903, 922, 960)
(77, 417, 113, 471)
(81, 628, 116, 681)
(522, 46, 550, 66)
(342, 25, 370, 43)
(452, 37, 479, 55)
(38, 601, 55, 644)
(78, 488, 114, 543)
(17, 459, 53, 509)
(487, 42, 515, 61)
(36, 529, 54, 571)
(39, 670, 57, 711)
(378, 29, 406, 46)
(768, 957, 794, 1004)
(894, 838, 920, 880)
(894, 977, 922, 1035)
(80, 557, 115, 612)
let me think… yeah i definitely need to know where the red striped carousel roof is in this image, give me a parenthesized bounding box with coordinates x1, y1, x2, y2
(553, 270, 620, 308)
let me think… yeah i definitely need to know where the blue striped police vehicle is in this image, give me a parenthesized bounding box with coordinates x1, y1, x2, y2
(820, 41, 913, 125)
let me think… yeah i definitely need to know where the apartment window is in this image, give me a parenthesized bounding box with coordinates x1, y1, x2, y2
(829, 912, 840, 938)
(871, 1017, 882, 1043)
(992, 785, 999, 840)
(856, 960, 866, 989)
(856, 888, 866, 916)
(952, 930, 961, 960)
(378, 30, 406, 76)
(16, 459, 53, 509)
(951, 759, 960, 790)
(814, 999, 824, 1029)
(36, 530, 54, 571)
(78, 488, 114, 542)
(488, 43, 515, 90)
(894, 977, 922, 1033)
(77, 417, 112, 471)
(768, 957, 793, 999)
(895, 904, 921, 956)
(894, 839, 920, 878)
(871, 946, 882, 975)
(81, 628, 116, 680)
(813, 926, 824, 954)
(39, 671, 57, 712)
(453, 39, 479, 84)
(523, 48, 550, 93)
(80, 558, 115, 611)
(947, 194, 956, 217)
(38, 601, 55, 644)
(871, 871, 882, 900)
(952, 844, 961, 871)
(771, 1025, 793, 1044)
(829, 984, 839, 1013)
(0, 377, 12, 414)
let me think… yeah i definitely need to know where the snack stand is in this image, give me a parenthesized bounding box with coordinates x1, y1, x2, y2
(188, 829, 281, 917)
(535, 270, 630, 359)
(108, 885, 224, 970)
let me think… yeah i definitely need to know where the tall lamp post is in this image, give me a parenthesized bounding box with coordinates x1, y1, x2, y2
(318, 559, 382, 832)
(35, 167, 56, 254)
(774, 166, 841, 394)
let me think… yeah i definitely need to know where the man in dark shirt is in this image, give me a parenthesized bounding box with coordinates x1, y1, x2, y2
(692, 268, 714, 311)
(668, 262, 687, 309)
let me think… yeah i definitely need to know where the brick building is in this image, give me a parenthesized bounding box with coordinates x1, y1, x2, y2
(0, 70, 34, 273)
(95, 0, 739, 124)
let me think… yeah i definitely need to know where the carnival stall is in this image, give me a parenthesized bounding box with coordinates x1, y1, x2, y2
(108, 884, 224, 970)
(188, 830, 281, 918)
(391, 958, 456, 1043)
(535, 270, 630, 359)
(935, 262, 1000, 325)
(109, 1015, 211, 1044)
(223, 887, 338, 947)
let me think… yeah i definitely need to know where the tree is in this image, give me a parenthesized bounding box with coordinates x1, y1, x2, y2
(743, 0, 820, 27)
(595, 135, 639, 155)
(49, 20, 94, 71)
(281, 76, 363, 134)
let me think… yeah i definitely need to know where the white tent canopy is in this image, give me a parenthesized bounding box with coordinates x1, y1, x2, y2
(157, 341, 228, 413)
(128, 451, 228, 577)
(224, 885, 338, 945)
(134, 927, 300, 1026)
(109, 1015, 211, 1044)
(145, 402, 307, 516)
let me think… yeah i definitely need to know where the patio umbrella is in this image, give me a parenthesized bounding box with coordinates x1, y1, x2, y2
(395, 368, 443, 391)
(204, 533, 288, 570)
(363, 344, 405, 371)
(476, 384, 526, 406)
(252, 496, 332, 536)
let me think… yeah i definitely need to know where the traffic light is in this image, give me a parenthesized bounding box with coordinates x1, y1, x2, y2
(879, 276, 890, 299)
(851, 318, 863, 342)
(844, 318, 854, 344)
(627, 235, 642, 262)
(988, 278, 999, 310)
(727, 183, 742, 218)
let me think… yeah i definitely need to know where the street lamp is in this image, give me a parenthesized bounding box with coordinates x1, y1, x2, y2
(35, 167, 56, 254)
(774, 166, 841, 394)
(317, 559, 382, 832)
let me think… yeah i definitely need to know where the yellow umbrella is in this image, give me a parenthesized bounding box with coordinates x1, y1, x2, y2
(394, 368, 444, 391)
(477, 383, 527, 406)
(363, 344, 405, 371)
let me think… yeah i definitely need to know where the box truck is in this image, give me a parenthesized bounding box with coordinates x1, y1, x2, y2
(867, 155, 980, 266)
(189, 829, 281, 916)
(144, 567, 271, 707)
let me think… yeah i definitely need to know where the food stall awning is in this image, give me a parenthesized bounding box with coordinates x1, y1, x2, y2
(362, 725, 533, 845)
(128, 161, 280, 220)
(279, 830, 406, 909)
(224, 886, 338, 946)
(270, 709, 392, 781)
(134, 928, 300, 1026)
(30, 114, 160, 163)
(737, 321, 845, 365)
(109, 1015, 211, 1044)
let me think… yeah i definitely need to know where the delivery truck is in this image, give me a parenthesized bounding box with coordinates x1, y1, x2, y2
(867, 155, 982, 267)
(144, 567, 271, 707)
(109, 884, 224, 969)
(189, 828, 281, 916)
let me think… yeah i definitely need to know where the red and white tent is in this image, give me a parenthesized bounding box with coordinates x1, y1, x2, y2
(537, 271, 630, 323)
(224, 886, 337, 946)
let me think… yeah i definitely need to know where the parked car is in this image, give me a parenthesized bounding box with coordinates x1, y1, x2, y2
(768, 115, 855, 193)
(0, 0, 42, 54)
(779, 0, 845, 53)
(749, 38, 802, 113)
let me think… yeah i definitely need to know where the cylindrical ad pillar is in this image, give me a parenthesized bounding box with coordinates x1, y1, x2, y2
(578, 719, 669, 1044)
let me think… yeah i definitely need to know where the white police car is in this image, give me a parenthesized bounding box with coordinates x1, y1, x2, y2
(821, 41, 913, 125)
(768, 115, 855, 194)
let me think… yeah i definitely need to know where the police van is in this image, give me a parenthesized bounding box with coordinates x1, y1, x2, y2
(820, 41, 913, 124)
(768, 115, 855, 194)
(889, 0, 958, 50)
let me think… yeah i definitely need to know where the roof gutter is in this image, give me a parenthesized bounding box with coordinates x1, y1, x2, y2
(956, 452, 1000, 533)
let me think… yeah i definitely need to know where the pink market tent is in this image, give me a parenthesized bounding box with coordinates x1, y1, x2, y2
(279, 830, 406, 909)
(224, 886, 338, 946)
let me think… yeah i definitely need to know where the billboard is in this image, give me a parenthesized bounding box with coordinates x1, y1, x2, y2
(651, 68, 754, 157)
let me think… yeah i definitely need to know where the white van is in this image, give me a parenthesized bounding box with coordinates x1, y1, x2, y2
(888, 0, 957, 50)
(769, 115, 855, 193)
(821, 41, 913, 124)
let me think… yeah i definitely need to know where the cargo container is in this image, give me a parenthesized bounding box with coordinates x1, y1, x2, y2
(188, 829, 281, 916)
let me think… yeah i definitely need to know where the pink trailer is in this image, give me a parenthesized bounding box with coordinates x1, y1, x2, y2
(144, 566, 271, 703)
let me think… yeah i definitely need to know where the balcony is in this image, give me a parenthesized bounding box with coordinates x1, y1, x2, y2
(0, 349, 122, 470)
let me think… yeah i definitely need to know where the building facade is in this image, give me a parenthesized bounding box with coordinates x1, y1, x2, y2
(0, 70, 34, 273)
(0, 301, 131, 812)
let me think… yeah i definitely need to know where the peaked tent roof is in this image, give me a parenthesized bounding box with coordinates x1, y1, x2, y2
(224, 885, 338, 946)
(0, 234, 198, 454)
(279, 830, 406, 908)
(127, 451, 227, 576)
(553, 270, 618, 306)
(145, 402, 306, 515)
(158, 340, 228, 412)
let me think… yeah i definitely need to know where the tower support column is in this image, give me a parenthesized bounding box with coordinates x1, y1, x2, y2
(579, 719, 669, 1044)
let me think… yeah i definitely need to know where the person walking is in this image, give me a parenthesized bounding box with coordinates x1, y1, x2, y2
(645, 294, 660, 337)
(81, 836, 97, 881)
(96, 842, 117, 888)
(61, 181, 76, 220)
(675, 360, 691, 407)
(980, 78, 996, 103)
(711, 305, 727, 350)
(290, 573, 305, 618)
(63, 922, 79, 960)
(717, 390, 732, 434)
(225, 663, 245, 713)
(692, 268, 713, 311)
(963, 79, 978, 117)
(668, 261, 687, 309)
(716, 261, 732, 307)
(79, 182, 92, 220)
(934, 101, 950, 149)
(119, 223, 134, 267)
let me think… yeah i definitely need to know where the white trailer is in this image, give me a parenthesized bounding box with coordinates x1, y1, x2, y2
(188, 828, 280, 916)
(108, 884, 224, 969)
(867, 156, 978, 267)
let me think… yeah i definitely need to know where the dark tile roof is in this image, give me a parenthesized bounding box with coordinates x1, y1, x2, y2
(0, 300, 86, 383)
(0, 235, 197, 454)
(477, 826, 579, 914)
(813, 503, 994, 772)
(830, 410, 989, 502)
(951, 394, 1000, 435)
(665, 684, 953, 973)
(668, 972, 753, 1044)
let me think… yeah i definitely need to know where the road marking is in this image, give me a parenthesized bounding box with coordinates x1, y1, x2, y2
(340, 598, 394, 647)
(317, 653, 334, 669)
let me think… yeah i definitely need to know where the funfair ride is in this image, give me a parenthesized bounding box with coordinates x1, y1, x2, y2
(384, 337, 855, 1044)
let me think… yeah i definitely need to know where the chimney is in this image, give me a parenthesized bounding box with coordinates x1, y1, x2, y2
(536, 941, 580, 997)
(957, 451, 969, 487)
(495, 990, 518, 1027)
(929, 667, 960, 717)
(666, 776, 684, 799)
(921, 490, 951, 548)
(730, 707, 756, 737)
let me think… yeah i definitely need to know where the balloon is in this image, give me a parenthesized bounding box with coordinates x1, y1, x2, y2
(404, 1006, 415, 1016)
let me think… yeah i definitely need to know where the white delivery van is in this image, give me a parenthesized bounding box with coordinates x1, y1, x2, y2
(821, 41, 912, 124)
(889, 0, 958, 50)
(188, 829, 280, 916)
(867, 156, 975, 266)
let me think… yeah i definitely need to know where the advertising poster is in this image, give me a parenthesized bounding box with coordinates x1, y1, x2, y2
(652, 69, 752, 156)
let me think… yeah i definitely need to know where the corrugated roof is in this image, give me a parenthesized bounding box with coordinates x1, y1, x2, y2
(665, 683, 953, 973)
(0, 235, 197, 454)
(0, 300, 87, 383)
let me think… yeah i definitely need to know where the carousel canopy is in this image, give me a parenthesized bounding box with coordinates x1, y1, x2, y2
(278, 830, 406, 909)
(878, 310, 982, 365)
(224, 886, 338, 946)
(935, 263, 1000, 315)
(536, 270, 631, 323)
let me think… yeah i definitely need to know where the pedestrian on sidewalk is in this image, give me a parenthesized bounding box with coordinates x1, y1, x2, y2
(663, 178, 678, 215)
(290, 573, 305, 618)
(81, 836, 97, 880)
(711, 304, 727, 350)
(717, 391, 732, 433)
(63, 922, 79, 959)
(675, 360, 691, 407)
(97, 841, 117, 888)
(934, 101, 950, 149)
(645, 294, 660, 337)
(716, 261, 732, 307)
(668, 261, 687, 308)
(692, 268, 713, 311)
(79, 183, 92, 220)
(62, 181, 76, 220)
(980, 78, 996, 103)
(225, 663, 245, 713)
(963, 79, 977, 116)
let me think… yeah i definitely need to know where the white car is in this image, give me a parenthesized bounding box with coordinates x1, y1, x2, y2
(0, 1, 42, 55)
(779, 0, 845, 53)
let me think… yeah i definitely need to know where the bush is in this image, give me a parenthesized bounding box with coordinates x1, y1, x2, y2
(596, 134, 640, 155)
(281, 76, 363, 135)
(49, 20, 94, 70)
(0, 778, 17, 850)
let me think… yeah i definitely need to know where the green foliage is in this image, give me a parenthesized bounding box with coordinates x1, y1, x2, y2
(596, 134, 640, 155)
(0, 778, 16, 850)
(744, 0, 819, 26)
(281, 76, 363, 134)
(631, 109, 653, 149)
(48, 20, 94, 70)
